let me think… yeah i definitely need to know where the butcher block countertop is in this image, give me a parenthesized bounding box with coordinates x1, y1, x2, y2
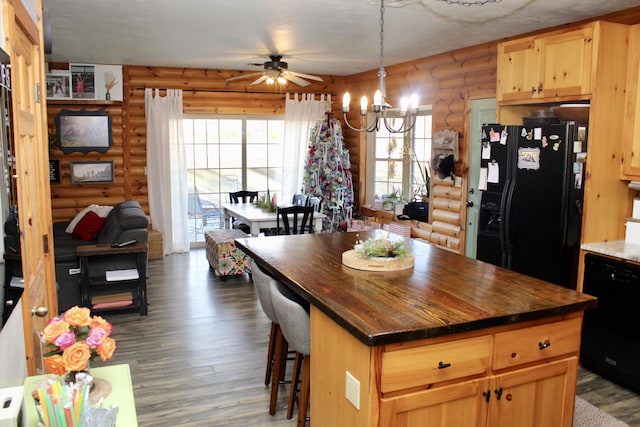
(236, 230, 596, 347)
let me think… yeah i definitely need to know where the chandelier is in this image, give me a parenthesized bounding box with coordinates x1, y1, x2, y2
(341, 0, 419, 134)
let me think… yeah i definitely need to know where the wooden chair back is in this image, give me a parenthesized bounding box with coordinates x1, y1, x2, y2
(229, 190, 258, 203)
(276, 205, 314, 235)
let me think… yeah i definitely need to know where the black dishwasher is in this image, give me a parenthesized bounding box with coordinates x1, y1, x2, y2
(581, 253, 640, 393)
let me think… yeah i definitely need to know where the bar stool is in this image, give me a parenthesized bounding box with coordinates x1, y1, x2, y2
(270, 281, 311, 426)
(250, 259, 289, 415)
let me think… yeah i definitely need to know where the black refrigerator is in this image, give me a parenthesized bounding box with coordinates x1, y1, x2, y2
(476, 123, 588, 289)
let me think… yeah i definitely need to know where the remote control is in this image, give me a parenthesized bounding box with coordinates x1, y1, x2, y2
(112, 239, 137, 247)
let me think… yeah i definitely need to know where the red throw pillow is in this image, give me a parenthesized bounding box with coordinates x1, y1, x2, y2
(72, 211, 106, 241)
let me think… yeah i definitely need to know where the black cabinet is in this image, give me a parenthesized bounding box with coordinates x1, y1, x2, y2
(581, 253, 640, 392)
(78, 242, 148, 316)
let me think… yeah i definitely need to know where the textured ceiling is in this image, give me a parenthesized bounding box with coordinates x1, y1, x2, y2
(44, 0, 640, 76)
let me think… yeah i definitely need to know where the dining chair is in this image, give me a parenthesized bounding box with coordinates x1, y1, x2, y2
(305, 196, 323, 213)
(270, 280, 311, 425)
(292, 193, 307, 206)
(276, 205, 314, 235)
(229, 190, 259, 233)
(250, 259, 290, 415)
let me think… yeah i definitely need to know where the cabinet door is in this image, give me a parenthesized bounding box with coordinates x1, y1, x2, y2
(488, 357, 578, 427)
(622, 25, 640, 177)
(379, 378, 488, 427)
(497, 37, 540, 102)
(539, 27, 593, 98)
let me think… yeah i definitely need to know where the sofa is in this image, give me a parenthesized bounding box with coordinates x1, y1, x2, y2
(53, 201, 149, 312)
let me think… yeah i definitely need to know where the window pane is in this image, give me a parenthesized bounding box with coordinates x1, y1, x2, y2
(247, 144, 267, 168)
(370, 111, 432, 204)
(219, 120, 242, 143)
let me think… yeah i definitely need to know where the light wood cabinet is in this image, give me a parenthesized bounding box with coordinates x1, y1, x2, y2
(622, 24, 640, 178)
(312, 309, 582, 427)
(379, 357, 577, 427)
(498, 26, 593, 103)
(496, 21, 632, 289)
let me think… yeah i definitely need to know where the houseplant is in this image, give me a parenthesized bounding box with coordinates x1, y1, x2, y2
(42, 306, 116, 377)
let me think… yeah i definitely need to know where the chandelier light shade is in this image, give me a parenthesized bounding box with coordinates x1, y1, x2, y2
(341, 0, 419, 134)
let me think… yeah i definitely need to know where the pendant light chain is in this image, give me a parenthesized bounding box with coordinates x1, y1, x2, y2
(378, 0, 387, 100)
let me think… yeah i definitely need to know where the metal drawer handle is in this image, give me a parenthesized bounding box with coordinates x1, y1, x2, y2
(538, 340, 551, 350)
(438, 361, 451, 369)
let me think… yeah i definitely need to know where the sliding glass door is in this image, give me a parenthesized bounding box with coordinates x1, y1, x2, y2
(183, 115, 284, 243)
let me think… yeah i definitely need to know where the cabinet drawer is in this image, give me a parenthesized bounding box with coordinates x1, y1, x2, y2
(381, 335, 492, 393)
(493, 317, 581, 370)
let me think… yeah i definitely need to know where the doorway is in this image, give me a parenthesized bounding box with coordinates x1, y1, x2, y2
(465, 98, 496, 259)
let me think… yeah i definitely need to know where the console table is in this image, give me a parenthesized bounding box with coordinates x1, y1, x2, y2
(77, 242, 148, 315)
(23, 364, 138, 426)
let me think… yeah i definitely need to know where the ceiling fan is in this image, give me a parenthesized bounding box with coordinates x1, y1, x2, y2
(227, 55, 323, 87)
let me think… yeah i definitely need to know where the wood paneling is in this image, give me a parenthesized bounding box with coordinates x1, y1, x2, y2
(48, 66, 342, 222)
(46, 5, 640, 241)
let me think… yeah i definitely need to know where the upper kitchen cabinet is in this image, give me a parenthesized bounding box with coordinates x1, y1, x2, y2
(622, 24, 640, 179)
(498, 25, 594, 104)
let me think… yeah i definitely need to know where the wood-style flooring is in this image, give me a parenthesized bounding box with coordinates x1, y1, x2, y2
(96, 248, 640, 426)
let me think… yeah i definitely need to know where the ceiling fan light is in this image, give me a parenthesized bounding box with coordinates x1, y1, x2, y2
(277, 76, 286, 84)
(266, 77, 275, 84)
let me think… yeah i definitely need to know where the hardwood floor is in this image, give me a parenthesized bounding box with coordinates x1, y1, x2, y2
(96, 248, 640, 426)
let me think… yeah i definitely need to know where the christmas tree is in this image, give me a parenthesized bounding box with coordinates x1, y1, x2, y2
(301, 112, 354, 232)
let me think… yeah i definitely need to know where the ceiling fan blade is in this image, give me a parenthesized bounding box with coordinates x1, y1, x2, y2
(287, 70, 324, 82)
(281, 73, 311, 87)
(249, 75, 269, 85)
(226, 72, 265, 82)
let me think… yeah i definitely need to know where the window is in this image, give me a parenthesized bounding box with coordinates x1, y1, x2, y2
(367, 110, 432, 203)
(183, 115, 284, 242)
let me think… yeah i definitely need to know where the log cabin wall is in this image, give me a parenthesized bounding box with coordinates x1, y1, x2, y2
(47, 66, 341, 222)
(341, 42, 498, 253)
(46, 5, 640, 235)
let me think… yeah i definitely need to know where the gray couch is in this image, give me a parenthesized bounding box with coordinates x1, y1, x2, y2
(53, 201, 149, 312)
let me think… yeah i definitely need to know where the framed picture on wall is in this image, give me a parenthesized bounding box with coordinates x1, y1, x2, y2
(46, 73, 71, 99)
(70, 63, 95, 99)
(70, 161, 114, 185)
(55, 108, 113, 154)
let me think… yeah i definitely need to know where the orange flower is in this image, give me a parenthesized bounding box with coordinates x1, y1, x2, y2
(89, 315, 112, 336)
(62, 342, 91, 371)
(42, 319, 70, 342)
(96, 337, 116, 361)
(43, 354, 66, 375)
(63, 306, 92, 327)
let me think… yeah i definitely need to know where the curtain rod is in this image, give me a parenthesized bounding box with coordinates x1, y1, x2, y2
(135, 87, 335, 97)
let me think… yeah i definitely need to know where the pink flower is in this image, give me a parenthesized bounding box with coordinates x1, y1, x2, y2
(86, 327, 107, 348)
(54, 331, 76, 350)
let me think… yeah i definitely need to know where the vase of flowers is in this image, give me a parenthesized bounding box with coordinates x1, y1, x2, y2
(104, 71, 118, 101)
(42, 306, 116, 380)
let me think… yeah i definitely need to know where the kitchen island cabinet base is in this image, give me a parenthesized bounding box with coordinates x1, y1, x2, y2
(311, 308, 581, 426)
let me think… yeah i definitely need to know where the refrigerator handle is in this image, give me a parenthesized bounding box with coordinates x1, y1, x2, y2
(500, 179, 515, 269)
(574, 199, 583, 215)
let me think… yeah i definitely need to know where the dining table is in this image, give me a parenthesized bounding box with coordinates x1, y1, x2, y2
(221, 202, 325, 236)
(234, 229, 597, 426)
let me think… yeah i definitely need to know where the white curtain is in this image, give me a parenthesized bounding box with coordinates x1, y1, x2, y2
(282, 93, 329, 203)
(145, 88, 189, 255)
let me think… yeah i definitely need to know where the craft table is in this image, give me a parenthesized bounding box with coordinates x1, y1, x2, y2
(22, 364, 137, 426)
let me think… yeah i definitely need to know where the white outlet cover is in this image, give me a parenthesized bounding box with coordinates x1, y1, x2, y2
(345, 370, 360, 410)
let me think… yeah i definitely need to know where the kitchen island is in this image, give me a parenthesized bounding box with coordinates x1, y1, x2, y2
(236, 230, 596, 426)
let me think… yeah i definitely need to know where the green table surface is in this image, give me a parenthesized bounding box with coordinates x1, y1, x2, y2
(23, 363, 137, 426)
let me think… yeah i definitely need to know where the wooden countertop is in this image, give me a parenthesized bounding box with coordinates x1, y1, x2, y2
(236, 230, 596, 346)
